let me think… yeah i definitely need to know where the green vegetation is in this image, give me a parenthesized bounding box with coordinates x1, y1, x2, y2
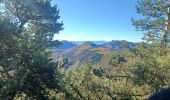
(0, 0, 63, 99)
(0, 0, 170, 100)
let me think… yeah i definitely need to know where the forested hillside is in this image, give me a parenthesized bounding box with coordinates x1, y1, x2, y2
(52, 40, 135, 69)
(0, 0, 170, 100)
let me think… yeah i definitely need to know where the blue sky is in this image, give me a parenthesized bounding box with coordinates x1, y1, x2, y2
(52, 0, 143, 42)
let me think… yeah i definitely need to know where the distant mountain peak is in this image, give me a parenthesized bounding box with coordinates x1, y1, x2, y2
(81, 41, 97, 47)
(102, 40, 136, 49)
(56, 40, 77, 50)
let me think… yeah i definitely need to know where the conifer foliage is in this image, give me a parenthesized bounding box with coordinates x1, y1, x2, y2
(0, 0, 63, 99)
(132, 0, 170, 49)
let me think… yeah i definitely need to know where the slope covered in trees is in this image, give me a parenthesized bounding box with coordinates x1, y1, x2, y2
(0, 0, 170, 100)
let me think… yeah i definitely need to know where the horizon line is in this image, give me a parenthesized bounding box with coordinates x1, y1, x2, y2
(57, 39, 142, 43)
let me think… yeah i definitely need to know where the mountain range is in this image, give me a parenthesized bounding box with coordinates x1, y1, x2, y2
(55, 40, 136, 50)
(51, 40, 137, 69)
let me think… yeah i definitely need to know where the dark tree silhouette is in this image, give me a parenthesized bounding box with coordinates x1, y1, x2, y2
(148, 87, 170, 100)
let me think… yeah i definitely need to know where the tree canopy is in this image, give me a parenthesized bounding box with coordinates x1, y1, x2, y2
(0, 0, 63, 99)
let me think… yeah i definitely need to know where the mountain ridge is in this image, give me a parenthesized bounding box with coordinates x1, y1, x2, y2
(51, 40, 137, 69)
(55, 40, 136, 50)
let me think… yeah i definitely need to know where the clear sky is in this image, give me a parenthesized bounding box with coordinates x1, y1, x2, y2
(52, 0, 143, 42)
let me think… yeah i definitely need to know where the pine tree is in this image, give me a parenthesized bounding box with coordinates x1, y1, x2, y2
(131, 0, 170, 97)
(132, 0, 170, 51)
(0, 0, 63, 99)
